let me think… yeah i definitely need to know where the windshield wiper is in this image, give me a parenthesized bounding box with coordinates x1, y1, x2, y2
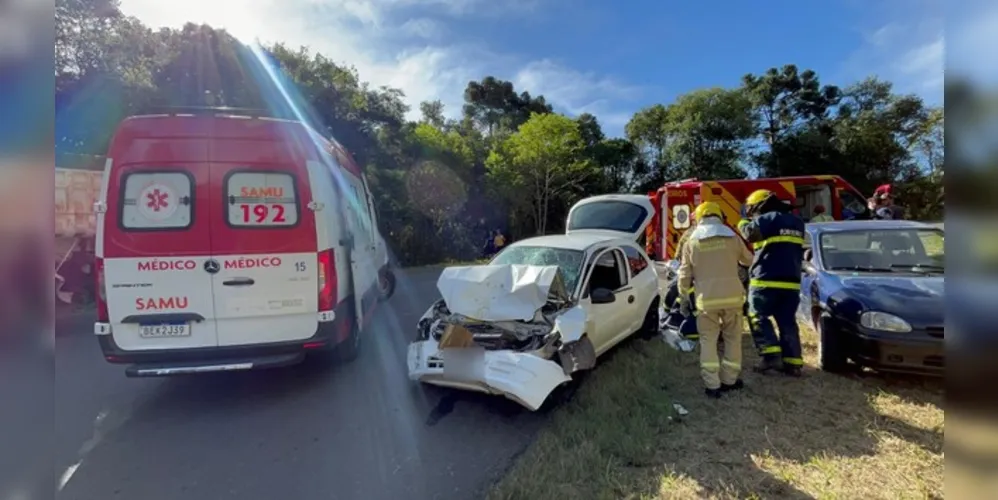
(829, 266, 895, 272)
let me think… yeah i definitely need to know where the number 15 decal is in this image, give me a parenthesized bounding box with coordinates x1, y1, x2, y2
(295, 261, 307, 272)
(239, 204, 286, 224)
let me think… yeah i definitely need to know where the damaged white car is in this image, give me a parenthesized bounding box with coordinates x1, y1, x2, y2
(407, 194, 662, 410)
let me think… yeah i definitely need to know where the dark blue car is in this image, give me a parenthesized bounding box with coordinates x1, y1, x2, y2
(798, 220, 944, 376)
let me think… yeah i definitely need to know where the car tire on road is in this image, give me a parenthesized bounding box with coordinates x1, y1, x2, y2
(816, 312, 848, 373)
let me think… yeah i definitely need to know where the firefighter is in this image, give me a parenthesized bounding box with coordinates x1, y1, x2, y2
(673, 217, 698, 339)
(677, 202, 755, 398)
(737, 189, 807, 377)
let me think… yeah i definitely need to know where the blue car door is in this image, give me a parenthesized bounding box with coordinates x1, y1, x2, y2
(798, 235, 816, 322)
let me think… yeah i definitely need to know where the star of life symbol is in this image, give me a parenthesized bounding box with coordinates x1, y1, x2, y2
(138, 184, 178, 221)
(147, 188, 169, 211)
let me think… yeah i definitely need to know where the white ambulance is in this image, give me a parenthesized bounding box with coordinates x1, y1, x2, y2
(93, 109, 392, 376)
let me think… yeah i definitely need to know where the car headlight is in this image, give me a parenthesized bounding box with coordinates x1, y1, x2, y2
(860, 311, 912, 332)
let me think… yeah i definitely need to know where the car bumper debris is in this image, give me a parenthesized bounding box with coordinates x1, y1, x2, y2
(407, 264, 595, 410)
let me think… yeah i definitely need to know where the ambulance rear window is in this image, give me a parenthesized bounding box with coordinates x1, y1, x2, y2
(120, 171, 193, 231)
(225, 171, 300, 228)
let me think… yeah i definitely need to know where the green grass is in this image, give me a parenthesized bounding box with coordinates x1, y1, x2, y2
(488, 325, 944, 500)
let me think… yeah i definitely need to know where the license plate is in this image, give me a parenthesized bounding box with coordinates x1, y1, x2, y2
(139, 323, 191, 338)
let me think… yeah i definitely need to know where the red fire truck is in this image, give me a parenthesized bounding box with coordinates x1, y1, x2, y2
(645, 175, 869, 261)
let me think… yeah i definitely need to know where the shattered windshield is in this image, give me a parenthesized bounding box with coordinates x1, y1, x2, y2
(490, 246, 586, 294)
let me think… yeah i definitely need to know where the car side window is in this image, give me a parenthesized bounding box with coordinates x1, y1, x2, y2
(622, 245, 649, 277)
(586, 248, 628, 296)
(839, 190, 868, 217)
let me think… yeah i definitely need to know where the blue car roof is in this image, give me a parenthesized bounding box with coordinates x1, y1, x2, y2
(806, 220, 940, 235)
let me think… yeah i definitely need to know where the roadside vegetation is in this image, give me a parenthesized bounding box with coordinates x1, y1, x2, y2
(56, 2, 950, 498)
(58, 0, 943, 270)
(489, 324, 944, 500)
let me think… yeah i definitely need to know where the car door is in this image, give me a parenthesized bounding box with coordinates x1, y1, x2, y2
(209, 164, 320, 347)
(798, 232, 818, 322)
(621, 244, 656, 331)
(582, 248, 634, 355)
(102, 164, 220, 351)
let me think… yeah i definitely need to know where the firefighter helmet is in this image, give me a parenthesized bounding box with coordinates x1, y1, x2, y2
(746, 189, 774, 206)
(693, 201, 723, 221)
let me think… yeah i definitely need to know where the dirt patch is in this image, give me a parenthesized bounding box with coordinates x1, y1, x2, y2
(489, 324, 944, 500)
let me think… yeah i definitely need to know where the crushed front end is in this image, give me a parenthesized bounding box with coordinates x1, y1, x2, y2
(407, 264, 595, 411)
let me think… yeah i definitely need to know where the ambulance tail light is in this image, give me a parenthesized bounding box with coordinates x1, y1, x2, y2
(95, 257, 109, 322)
(317, 249, 337, 311)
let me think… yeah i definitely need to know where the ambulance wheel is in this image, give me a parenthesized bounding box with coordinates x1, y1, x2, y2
(332, 315, 362, 363)
(377, 268, 397, 302)
(816, 312, 848, 374)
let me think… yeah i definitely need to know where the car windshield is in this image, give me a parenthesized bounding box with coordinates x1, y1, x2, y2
(819, 228, 944, 272)
(490, 245, 586, 294)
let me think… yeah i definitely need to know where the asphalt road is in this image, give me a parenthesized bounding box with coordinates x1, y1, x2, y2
(54, 266, 548, 500)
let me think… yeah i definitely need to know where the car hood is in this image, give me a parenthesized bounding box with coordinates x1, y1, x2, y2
(436, 264, 572, 322)
(836, 274, 944, 327)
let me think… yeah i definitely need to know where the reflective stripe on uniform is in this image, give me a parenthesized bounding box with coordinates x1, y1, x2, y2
(722, 360, 741, 369)
(752, 235, 805, 250)
(783, 357, 804, 366)
(701, 361, 720, 371)
(749, 279, 800, 290)
(697, 295, 745, 310)
(737, 219, 750, 229)
(760, 346, 782, 355)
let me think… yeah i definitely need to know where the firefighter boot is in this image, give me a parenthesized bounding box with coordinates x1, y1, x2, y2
(721, 379, 744, 392)
(782, 365, 803, 377)
(752, 355, 784, 375)
(704, 388, 722, 399)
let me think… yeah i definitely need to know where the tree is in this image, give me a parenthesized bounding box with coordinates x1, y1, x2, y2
(419, 100, 446, 128)
(662, 87, 755, 180)
(576, 113, 605, 150)
(486, 113, 596, 234)
(624, 103, 671, 184)
(831, 78, 931, 192)
(593, 138, 641, 193)
(53, 3, 947, 262)
(741, 64, 841, 176)
(915, 107, 944, 175)
(462, 76, 552, 136)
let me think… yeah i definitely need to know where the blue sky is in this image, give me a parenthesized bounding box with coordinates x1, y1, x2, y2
(119, 0, 990, 138)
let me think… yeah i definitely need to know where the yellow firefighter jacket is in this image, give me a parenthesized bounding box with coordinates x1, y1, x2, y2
(677, 217, 755, 311)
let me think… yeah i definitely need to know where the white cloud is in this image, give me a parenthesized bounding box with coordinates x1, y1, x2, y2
(399, 18, 444, 40)
(117, 0, 638, 134)
(514, 59, 645, 130)
(845, 0, 998, 102)
(845, 19, 943, 101)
